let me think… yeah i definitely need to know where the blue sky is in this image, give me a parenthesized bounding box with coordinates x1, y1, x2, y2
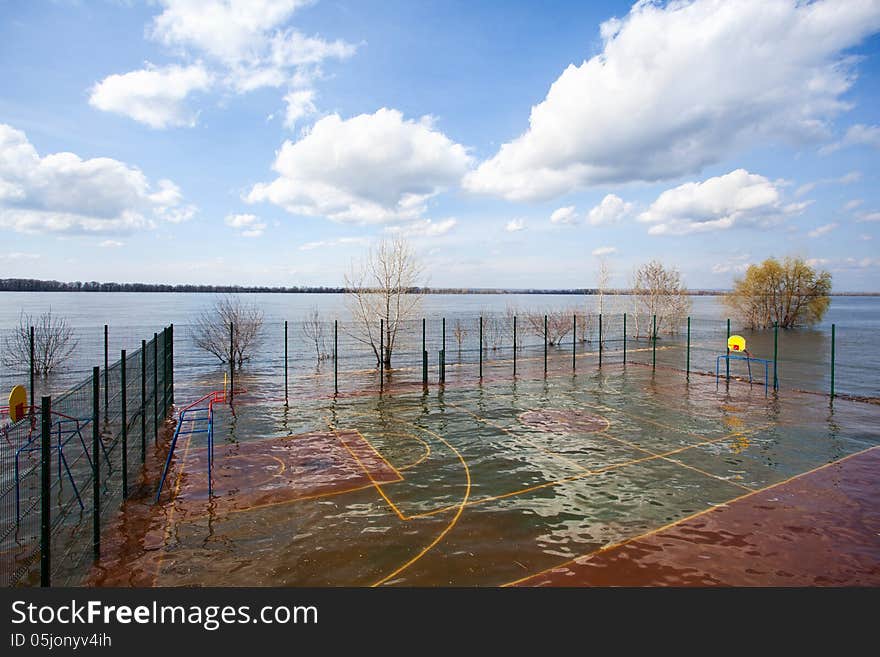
(2, 0, 880, 290)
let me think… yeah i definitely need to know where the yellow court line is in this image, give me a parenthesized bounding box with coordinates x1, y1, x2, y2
(327, 411, 472, 587)
(331, 426, 408, 521)
(398, 433, 432, 471)
(502, 444, 880, 587)
(350, 429, 405, 480)
(405, 422, 770, 519)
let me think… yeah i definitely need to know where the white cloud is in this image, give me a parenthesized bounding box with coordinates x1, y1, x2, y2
(821, 123, 880, 154)
(844, 199, 864, 211)
(225, 213, 266, 237)
(247, 108, 471, 224)
(859, 234, 872, 241)
(550, 206, 577, 225)
(464, 0, 880, 201)
(283, 88, 316, 129)
(0, 123, 192, 235)
(857, 211, 880, 223)
(385, 218, 457, 238)
(592, 246, 617, 256)
(806, 258, 830, 267)
(808, 222, 838, 238)
(148, 0, 356, 93)
(638, 169, 801, 236)
(9, 252, 40, 260)
(587, 194, 632, 226)
(99, 240, 125, 248)
(89, 64, 212, 128)
(299, 236, 369, 251)
(505, 218, 525, 232)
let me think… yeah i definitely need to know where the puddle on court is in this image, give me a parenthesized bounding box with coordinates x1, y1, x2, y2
(89, 363, 880, 586)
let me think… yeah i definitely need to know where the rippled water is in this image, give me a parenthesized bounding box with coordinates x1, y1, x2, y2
(88, 359, 879, 587)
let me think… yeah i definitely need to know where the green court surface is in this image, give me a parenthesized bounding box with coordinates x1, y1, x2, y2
(92, 362, 880, 587)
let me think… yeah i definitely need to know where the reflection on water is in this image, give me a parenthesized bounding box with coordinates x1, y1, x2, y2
(88, 361, 880, 587)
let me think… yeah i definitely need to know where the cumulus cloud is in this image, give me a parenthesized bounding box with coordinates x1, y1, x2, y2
(464, 0, 880, 201)
(385, 218, 457, 238)
(857, 211, 880, 223)
(844, 199, 864, 211)
(89, 64, 213, 128)
(505, 218, 525, 232)
(0, 123, 193, 235)
(808, 222, 838, 238)
(225, 213, 266, 237)
(591, 246, 617, 256)
(247, 108, 471, 224)
(148, 0, 356, 92)
(587, 194, 632, 226)
(550, 206, 577, 225)
(638, 169, 801, 236)
(99, 240, 125, 248)
(821, 123, 880, 154)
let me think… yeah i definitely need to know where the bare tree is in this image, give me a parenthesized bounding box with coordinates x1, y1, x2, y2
(576, 313, 595, 343)
(596, 257, 612, 316)
(452, 319, 467, 358)
(2, 310, 78, 375)
(193, 295, 264, 367)
(302, 308, 330, 361)
(504, 305, 524, 351)
(344, 237, 424, 367)
(525, 310, 573, 346)
(631, 260, 690, 338)
(481, 311, 504, 351)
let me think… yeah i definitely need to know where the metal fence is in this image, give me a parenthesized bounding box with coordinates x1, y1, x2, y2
(1, 325, 173, 587)
(173, 312, 872, 403)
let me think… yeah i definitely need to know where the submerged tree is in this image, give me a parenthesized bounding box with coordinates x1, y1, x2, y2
(302, 308, 330, 361)
(2, 310, 78, 375)
(526, 309, 572, 346)
(345, 237, 424, 367)
(631, 260, 690, 338)
(193, 295, 264, 367)
(723, 257, 831, 329)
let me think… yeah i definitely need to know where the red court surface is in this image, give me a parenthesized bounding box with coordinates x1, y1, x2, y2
(511, 446, 880, 587)
(169, 429, 403, 515)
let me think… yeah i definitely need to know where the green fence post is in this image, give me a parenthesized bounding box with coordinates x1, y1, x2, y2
(572, 314, 576, 371)
(162, 328, 168, 414)
(439, 349, 445, 383)
(40, 395, 51, 587)
(334, 319, 338, 395)
(442, 317, 446, 356)
(29, 326, 35, 416)
(229, 323, 234, 404)
(773, 321, 779, 391)
(379, 318, 384, 391)
(169, 323, 174, 406)
(726, 318, 731, 379)
(830, 323, 836, 401)
(623, 313, 627, 364)
(479, 316, 483, 379)
(652, 314, 657, 371)
(92, 367, 100, 561)
(103, 324, 109, 416)
(141, 339, 146, 461)
(422, 318, 427, 387)
(121, 350, 127, 499)
(284, 320, 288, 403)
(686, 316, 691, 379)
(598, 313, 603, 367)
(544, 314, 548, 374)
(153, 333, 158, 445)
(513, 315, 517, 376)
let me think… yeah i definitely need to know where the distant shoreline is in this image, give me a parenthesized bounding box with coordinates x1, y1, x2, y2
(2, 279, 878, 296)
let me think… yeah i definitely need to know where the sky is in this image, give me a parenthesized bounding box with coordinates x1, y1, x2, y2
(2, 0, 880, 291)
